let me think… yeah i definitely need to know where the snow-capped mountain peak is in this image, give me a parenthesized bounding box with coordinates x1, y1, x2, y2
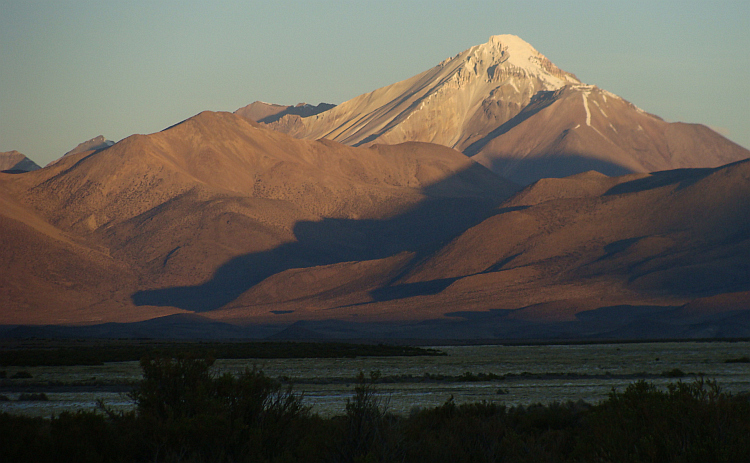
(444, 34, 580, 90)
(249, 34, 749, 185)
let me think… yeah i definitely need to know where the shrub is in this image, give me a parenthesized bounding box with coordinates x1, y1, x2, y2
(578, 378, 750, 462)
(130, 353, 310, 462)
(1, 367, 749, 462)
(131, 354, 216, 421)
(401, 397, 589, 463)
(331, 370, 401, 462)
(0, 413, 54, 462)
(663, 368, 686, 377)
(403, 398, 508, 463)
(51, 411, 114, 463)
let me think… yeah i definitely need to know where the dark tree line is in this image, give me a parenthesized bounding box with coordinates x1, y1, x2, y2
(1, 354, 749, 462)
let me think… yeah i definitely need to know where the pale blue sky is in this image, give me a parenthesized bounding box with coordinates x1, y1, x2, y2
(1, 0, 748, 166)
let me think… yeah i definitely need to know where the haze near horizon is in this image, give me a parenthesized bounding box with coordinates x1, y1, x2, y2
(1, 0, 748, 166)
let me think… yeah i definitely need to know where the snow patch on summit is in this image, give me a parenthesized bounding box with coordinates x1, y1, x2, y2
(474, 35, 581, 90)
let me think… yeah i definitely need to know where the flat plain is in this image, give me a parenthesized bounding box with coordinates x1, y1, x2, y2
(2, 341, 749, 417)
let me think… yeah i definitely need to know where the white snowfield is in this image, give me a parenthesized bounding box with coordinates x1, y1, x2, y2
(268, 35, 583, 150)
(259, 34, 750, 185)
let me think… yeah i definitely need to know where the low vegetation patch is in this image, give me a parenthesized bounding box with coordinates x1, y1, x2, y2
(344, 370, 669, 385)
(1, 354, 749, 462)
(0, 341, 444, 366)
(17, 393, 48, 401)
(663, 367, 687, 377)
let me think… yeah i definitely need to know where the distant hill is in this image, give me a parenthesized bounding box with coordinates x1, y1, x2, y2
(0, 151, 40, 173)
(255, 35, 750, 185)
(235, 101, 335, 124)
(46, 135, 114, 167)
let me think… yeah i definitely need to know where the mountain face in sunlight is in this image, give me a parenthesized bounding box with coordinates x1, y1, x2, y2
(245, 35, 750, 185)
(0, 111, 517, 326)
(2, 36, 750, 339)
(1, 109, 748, 339)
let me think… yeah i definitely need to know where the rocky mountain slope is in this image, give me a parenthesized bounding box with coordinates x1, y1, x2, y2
(249, 35, 750, 185)
(185, 158, 748, 339)
(2, 32, 749, 338)
(2, 111, 747, 338)
(466, 85, 749, 184)
(0, 111, 516, 326)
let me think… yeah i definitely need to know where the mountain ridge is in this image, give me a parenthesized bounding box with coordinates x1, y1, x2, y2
(0, 150, 41, 173)
(1, 110, 518, 327)
(244, 35, 749, 185)
(2, 35, 749, 339)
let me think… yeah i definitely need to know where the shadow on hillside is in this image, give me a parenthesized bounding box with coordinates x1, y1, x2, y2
(604, 167, 715, 196)
(370, 278, 460, 302)
(484, 153, 633, 185)
(257, 103, 335, 124)
(464, 88, 564, 158)
(604, 159, 750, 197)
(134, 152, 740, 313)
(132, 165, 513, 312)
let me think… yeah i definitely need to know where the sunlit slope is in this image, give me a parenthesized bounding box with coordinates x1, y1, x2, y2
(0, 111, 515, 324)
(254, 35, 750, 185)
(468, 85, 750, 184)
(368, 159, 750, 322)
